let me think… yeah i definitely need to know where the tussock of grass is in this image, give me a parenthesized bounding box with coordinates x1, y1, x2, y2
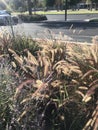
(0, 34, 98, 130)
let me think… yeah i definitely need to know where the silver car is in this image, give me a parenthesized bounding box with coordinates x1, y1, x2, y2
(0, 10, 18, 25)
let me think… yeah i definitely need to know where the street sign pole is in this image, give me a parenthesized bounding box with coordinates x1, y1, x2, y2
(65, 0, 68, 21)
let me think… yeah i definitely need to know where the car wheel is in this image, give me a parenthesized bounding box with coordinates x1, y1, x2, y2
(12, 16, 18, 25)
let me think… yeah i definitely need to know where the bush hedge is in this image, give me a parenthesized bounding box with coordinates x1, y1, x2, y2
(18, 14, 47, 22)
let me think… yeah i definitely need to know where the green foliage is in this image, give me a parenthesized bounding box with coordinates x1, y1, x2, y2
(0, 1, 6, 10)
(0, 58, 16, 129)
(9, 0, 27, 11)
(11, 35, 40, 55)
(46, 0, 55, 7)
(18, 14, 47, 22)
(0, 31, 13, 54)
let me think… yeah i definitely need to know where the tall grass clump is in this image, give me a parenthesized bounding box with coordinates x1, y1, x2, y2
(0, 32, 98, 130)
(0, 31, 40, 56)
(11, 35, 40, 55)
(67, 42, 98, 130)
(0, 57, 16, 129)
(0, 31, 13, 54)
(8, 38, 97, 130)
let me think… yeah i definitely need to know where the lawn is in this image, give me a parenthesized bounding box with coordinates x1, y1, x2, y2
(13, 9, 98, 15)
(37, 9, 98, 15)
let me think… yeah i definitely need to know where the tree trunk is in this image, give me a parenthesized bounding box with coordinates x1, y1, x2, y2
(34, 0, 37, 15)
(27, 0, 32, 15)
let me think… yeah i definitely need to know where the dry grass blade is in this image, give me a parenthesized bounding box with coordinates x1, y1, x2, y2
(42, 57, 50, 77)
(78, 86, 88, 90)
(82, 85, 98, 103)
(53, 60, 67, 69)
(72, 79, 79, 85)
(9, 48, 24, 65)
(75, 90, 84, 98)
(83, 101, 98, 130)
(20, 97, 31, 104)
(37, 52, 43, 67)
(8, 48, 17, 55)
(14, 55, 23, 65)
(86, 84, 98, 96)
(25, 65, 37, 74)
(50, 49, 55, 63)
(70, 65, 82, 76)
(17, 110, 27, 122)
(93, 102, 98, 130)
(82, 95, 92, 103)
(35, 80, 43, 88)
(90, 47, 98, 63)
(81, 70, 98, 80)
(11, 61, 17, 68)
(44, 62, 49, 77)
(51, 80, 62, 88)
(89, 79, 98, 87)
(14, 79, 34, 99)
(27, 50, 38, 66)
(0, 54, 6, 58)
(31, 81, 48, 99)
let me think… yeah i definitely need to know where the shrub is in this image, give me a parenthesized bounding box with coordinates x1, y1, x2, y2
(18, 14, 47, 22)
(0, 34, 98, 130)
(0, 32, 40, 56)
(67, 43, 98, 130)
(8, 40, 93, 130)
(11, 35, 40, 55)
(0, 31, 13, 54)
(0, 57, 16, 129)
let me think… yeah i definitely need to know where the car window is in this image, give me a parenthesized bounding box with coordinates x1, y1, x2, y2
(0, 10, 9, 15)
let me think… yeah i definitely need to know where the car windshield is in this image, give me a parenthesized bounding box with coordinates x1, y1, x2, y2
(0, 10, 9, 15)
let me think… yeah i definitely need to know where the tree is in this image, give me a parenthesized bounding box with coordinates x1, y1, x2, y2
(69, 0, 81, 10)
(33, 0, 39, 14)
(86, 0, 92, 10)
(86, 0, 98, 10)
(27, 0, 32, 15)
(10, 0, 33, 15)
(92, 0, 98, 10)
(0, 1, 6, 10)
(46, 0, 55, 7)
(9, 0, 27, 11)
(55, 0, 63, 11)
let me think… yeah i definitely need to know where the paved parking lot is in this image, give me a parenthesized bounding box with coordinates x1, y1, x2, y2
(0, 14, 98, 43)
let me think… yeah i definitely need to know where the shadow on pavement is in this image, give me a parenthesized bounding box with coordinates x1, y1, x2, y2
(40, 20, 98, 29)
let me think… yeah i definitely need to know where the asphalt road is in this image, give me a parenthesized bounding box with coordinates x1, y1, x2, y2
(46, 14, 98, 21)
(0, 14, 98, 43)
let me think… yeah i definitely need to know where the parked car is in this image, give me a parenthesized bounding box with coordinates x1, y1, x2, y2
(0, 10, 18, 25)
(85, 18, 98, 22)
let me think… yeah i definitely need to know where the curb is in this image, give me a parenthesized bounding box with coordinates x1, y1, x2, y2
(42, 20, 98, 28)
